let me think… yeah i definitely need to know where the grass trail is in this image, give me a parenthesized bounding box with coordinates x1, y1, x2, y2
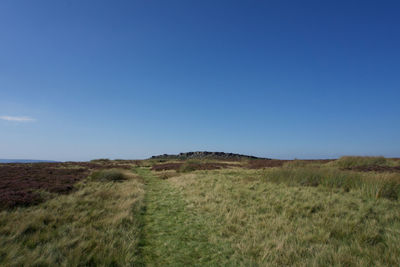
(136, 168, 240, 266)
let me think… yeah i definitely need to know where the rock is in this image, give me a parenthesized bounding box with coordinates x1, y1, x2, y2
(150, 151, 267, 160)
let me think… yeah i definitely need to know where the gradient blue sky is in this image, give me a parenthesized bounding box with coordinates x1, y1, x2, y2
(1, 0, 399, 161)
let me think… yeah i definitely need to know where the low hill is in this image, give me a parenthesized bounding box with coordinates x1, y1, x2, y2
(150, 151, 268, 160)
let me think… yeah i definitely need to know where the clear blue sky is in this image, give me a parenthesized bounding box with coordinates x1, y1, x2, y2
(1, 0, 399, 161)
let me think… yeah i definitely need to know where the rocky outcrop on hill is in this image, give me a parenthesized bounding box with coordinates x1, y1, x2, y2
(150, 151, 268, 160)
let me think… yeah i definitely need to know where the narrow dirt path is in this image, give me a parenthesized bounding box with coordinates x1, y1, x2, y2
(135, 168, 235, 266)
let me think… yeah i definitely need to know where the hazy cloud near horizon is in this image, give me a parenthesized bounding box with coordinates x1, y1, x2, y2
(0, 116, 35, 122)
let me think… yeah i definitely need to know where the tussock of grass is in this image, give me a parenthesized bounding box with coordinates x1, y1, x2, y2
(334, 156, 394, 168)
(90, 169, 132, 182)
(0, 172, 145, 266)
(178, 160, 202, 173)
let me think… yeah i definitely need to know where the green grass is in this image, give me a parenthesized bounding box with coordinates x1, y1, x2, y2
(1, 157, 400, 266)
(0, 171, 144, 266)
(137, 168, 239, 266)
(168, 169, 400, 266)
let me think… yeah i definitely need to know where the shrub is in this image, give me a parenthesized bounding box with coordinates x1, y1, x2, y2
(91, 169, 127, 182)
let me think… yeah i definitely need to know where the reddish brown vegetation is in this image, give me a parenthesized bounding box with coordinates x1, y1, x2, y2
(245, 159, 289, 169)
(0, 162, 134, 210)
(39, 162, 133, 170)
(344, 166, 400, 173)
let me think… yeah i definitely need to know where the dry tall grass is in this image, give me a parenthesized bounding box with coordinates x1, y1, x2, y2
(168, 169, 400, 265)
(0, 170, 144, 266)
(1, 157, 400, 266)
(262, 166, 400, 200)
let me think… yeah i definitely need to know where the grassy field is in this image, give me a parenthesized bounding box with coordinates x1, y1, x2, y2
(1, 156, 400, 266)
(167, 169, 400, 266)
(0, 169, 145, 266)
